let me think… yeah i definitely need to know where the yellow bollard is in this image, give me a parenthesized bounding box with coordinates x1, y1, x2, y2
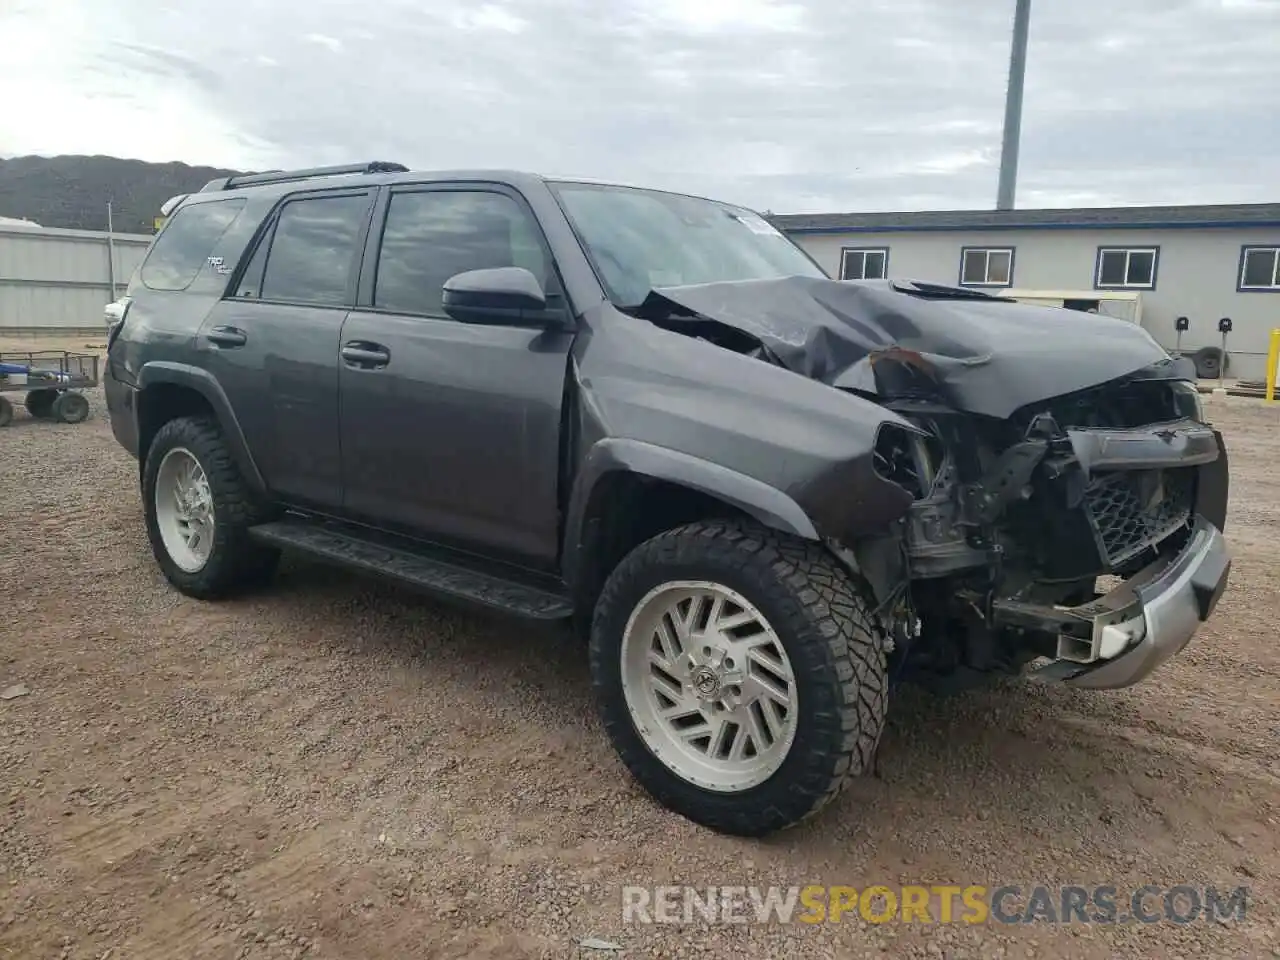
(1268, 329, 1280, 404)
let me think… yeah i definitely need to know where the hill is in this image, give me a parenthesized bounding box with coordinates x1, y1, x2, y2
(0, 155, 243, 234)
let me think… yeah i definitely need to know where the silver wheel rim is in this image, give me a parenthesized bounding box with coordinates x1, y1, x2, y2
(620, 581, 798, 793)
(154, 447, 215, 573)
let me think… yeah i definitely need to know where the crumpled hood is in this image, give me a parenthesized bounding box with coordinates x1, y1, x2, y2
(639, 276, 1183, 419)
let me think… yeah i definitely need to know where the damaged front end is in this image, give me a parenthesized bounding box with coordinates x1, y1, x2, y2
(867, 373, 1231, 693)
(631, 275, 1230, 692)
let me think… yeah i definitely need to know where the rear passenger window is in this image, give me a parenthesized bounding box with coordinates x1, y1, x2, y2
(140, 199, 246, 291)
(374, 191, 549, 317)
(258, 193, 372, 306)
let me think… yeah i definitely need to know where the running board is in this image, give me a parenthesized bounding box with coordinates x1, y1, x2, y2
(248, 519, 574, 620)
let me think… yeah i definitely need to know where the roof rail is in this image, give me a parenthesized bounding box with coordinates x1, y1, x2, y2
(199, 161, 410, 193)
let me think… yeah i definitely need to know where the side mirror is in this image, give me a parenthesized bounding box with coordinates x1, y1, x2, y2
(441, 267, 549, 326)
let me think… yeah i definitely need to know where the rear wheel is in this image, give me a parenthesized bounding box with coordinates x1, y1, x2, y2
(24, 390, 56, 419)
(0, 397, 12, 428)
(589, 519, 889, 836)
(143, 416, 279, 599)
(51, 391, 90, 424)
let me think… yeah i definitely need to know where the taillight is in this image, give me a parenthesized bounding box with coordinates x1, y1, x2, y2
(105, 296, 131, 352)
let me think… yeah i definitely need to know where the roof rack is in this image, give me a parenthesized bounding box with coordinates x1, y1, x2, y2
(200, 161, 410, 193)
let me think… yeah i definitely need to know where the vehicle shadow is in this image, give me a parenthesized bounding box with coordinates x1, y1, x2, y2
(267, 553, 594, 705)
(260, 554, 1155, 859)
(0, 413, 59, 431)
(775, 678, 1164, 860)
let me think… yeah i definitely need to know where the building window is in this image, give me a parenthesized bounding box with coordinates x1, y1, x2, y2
(840, 247, 888, 280)
(1095, 247, 1158, 289)
(959, 247, 1013, 287)
(1240, 247, 1280, 291)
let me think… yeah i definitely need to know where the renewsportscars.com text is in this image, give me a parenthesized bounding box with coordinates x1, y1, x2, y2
(621, 884, 1250, 926)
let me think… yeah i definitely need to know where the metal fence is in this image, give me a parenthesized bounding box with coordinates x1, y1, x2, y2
(0, 224, 153, 335)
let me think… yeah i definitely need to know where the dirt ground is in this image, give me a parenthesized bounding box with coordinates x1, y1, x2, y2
(1, 361, 1278, 958)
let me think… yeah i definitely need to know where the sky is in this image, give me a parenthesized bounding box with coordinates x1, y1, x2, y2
(0, 0, 1277, 214)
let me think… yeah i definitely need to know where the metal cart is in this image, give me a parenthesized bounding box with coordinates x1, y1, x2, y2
(0, 351, 99, 427)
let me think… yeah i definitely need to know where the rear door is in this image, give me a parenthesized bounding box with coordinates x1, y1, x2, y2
(197, 187, 376, 509)
(337, 183, 573, 570)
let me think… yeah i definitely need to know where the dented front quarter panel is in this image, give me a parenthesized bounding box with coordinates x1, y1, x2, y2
(563, 303, 921, 561)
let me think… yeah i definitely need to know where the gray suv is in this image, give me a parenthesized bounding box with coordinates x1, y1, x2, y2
(105, 161, 1231, 836)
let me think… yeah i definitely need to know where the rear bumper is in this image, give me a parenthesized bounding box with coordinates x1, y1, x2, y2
(104, 362, 140, 459)
(1003, 515, 1231, 690)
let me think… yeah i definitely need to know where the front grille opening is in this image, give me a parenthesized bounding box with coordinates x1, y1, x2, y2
(1083, 468, 1194, 568)
(1016, 379, 1183, 430)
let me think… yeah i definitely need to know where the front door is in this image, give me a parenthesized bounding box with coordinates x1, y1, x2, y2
(197, 188, 376, 509)
(338, 184, 572, 570)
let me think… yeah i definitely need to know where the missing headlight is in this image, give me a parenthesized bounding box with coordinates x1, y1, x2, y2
(1169, 380, 1205, 423)
(873, 423, 942, 500)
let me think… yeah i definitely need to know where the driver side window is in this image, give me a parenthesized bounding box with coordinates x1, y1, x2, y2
(373, 189, 551, 317)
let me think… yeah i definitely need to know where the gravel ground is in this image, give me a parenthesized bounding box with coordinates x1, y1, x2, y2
(1, 363, 1278, 959)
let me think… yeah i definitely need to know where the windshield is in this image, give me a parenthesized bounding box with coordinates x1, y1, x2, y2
(548, 181, 828, 308)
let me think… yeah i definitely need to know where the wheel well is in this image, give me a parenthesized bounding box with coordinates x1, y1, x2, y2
(573, 472, 756, 610)
(137, 383, 216, 462)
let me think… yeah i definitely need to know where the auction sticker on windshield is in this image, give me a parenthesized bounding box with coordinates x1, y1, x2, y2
(734, 213, 783, 237)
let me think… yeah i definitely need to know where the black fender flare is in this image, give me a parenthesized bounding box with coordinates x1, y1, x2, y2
(561, 437, 819, 592)
(135, 361, 266, 492)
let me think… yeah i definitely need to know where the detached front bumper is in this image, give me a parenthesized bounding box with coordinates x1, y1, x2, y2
(997, 515, 1231, 690)
(1065, 516, 1229, 688)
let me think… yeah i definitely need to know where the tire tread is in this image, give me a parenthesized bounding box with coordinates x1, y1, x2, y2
(142, 416, 278, 599)
(589, 518, 889, 836)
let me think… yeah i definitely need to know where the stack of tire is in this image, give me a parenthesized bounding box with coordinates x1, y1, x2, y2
(1189, 346, 1228, 380)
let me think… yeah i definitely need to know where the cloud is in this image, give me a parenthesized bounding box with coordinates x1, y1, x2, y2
(303, 33, 345, 53)
(0, 0, 275, 169)
(641, 0, 808, 33)
(451, 5, 529, 33)
(0, 0, 1277, 213)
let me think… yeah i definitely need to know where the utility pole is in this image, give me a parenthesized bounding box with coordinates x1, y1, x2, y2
(996, 0, 1032, 211)
(106, 200, 118, 299)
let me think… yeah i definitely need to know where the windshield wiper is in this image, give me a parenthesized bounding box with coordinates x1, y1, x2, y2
(891, 279, 1015, 302)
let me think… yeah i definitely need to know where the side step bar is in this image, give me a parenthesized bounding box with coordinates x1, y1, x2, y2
(249, 519, 574, 621)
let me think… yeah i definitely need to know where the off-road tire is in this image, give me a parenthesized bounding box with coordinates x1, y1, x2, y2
(589, 519, 889, 836)
(142, 416, 279, 600)
(0, 397, 12, 428)
(25, 390, 56, 419)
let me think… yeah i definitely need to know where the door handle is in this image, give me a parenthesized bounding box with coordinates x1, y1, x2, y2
(341, 342, 390, 368)
(205, 325, 247, 347)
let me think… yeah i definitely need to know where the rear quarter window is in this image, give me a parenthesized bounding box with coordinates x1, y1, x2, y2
(140, 198, 247, 292)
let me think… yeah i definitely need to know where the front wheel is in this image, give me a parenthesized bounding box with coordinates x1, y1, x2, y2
(589, 520, 889, 837)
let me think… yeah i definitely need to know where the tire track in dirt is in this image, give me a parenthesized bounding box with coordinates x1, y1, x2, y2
(1051, 713, 1280, 790)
